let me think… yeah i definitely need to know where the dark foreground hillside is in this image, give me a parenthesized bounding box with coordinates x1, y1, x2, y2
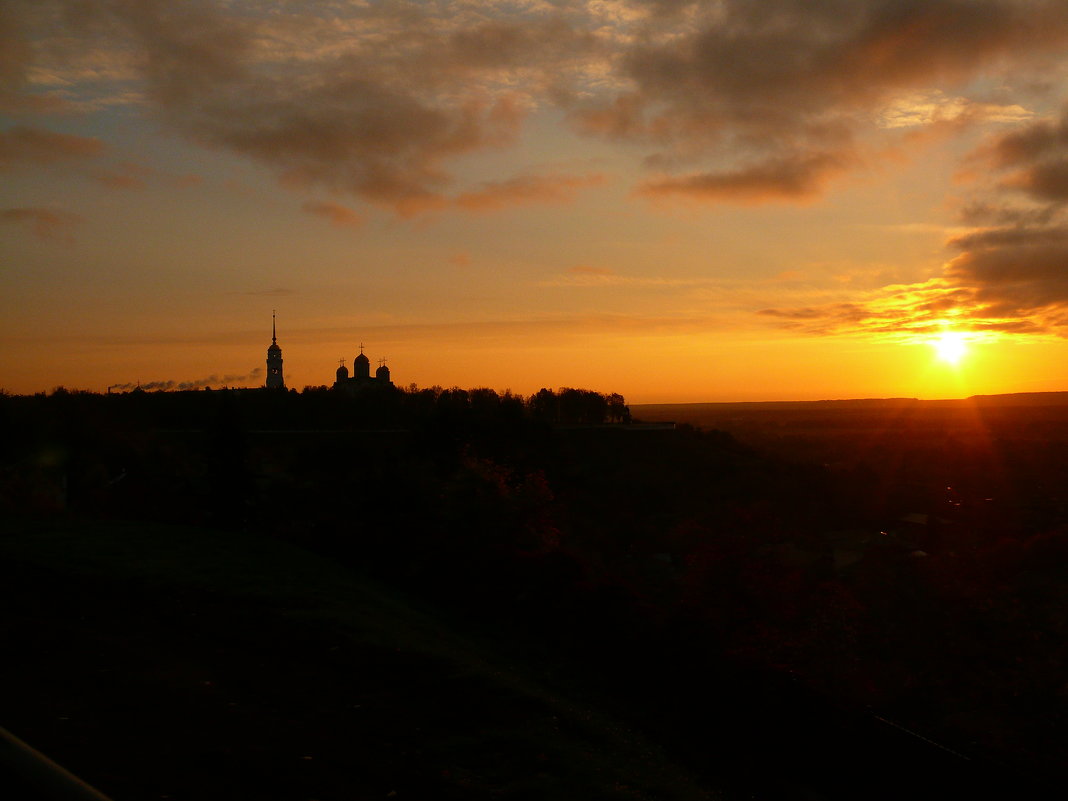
(3, 388, 1067, 798)
(1, 520, 714, 801)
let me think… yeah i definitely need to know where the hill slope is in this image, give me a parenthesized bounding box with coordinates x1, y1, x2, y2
(0, 519, 718, 801)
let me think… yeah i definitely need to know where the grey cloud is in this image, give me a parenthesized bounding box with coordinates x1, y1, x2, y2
(0, 125, 105, 169)
(1003, 159, 1068, 203)
(947, 242, 1068, 311)
(638, 151, 852, 203)
(577, 0, 1068, 202)
(986, 114, 1068, 168)
(948, 225, 1068, 252)
(7, 0, 1068, 211)
(957, 200, 1059, 227)
(69, 2, 580, 214)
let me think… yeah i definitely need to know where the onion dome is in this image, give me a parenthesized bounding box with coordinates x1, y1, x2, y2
(354, 345, 371, 379)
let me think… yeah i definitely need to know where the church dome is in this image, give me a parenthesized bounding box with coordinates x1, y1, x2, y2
(376, 364, 390, 380)
(354, 348, 371, 379)
(336, 364, 349, 380)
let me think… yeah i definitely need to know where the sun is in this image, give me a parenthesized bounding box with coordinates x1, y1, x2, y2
(932, 330, 969, 365)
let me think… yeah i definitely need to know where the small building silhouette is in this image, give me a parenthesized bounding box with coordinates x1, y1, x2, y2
(334, 344, 394, 394)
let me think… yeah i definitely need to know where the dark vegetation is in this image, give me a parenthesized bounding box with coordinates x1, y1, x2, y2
(4, 385, 1068, 798)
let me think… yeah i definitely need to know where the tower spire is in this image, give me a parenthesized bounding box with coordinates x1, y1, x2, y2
(272, 310, 277, 345)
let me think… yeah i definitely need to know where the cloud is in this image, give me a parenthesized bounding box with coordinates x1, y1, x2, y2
(876, 91, 1034, 129)
(65, 1, 560, 215)
(6, 1, 1068, 211)
(454, 172, 606, 212)
(1, 207, 83, 242)
(302, 201, 364, 229)
(90, 161, 153, 190)
(759, 221, 1068, 341)
(0, 125, 105, 169)
(573, 0, 1068, 202)
(760, 104, 1068, 339)
(757, 278, 1037, 340)
(637, 151, 853, 204)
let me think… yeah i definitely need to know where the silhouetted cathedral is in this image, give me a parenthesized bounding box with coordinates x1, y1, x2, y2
(266, 312, 285, 389)
(334, 344, 393, 394)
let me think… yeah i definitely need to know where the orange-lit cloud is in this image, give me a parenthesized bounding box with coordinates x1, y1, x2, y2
(1, 207, 83, 242)
(759, 279, 1043, 340)
(301, 201, 364, 229)
(761, 104, 1068, 340)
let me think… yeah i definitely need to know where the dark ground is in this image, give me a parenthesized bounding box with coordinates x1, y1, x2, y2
(5, 389, 1068, 799)
(0, 519, 717, 801)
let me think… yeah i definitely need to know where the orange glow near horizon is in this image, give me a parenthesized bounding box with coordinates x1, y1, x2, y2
(6, 3, 1068, 404)
(7, 324, 1068, 405)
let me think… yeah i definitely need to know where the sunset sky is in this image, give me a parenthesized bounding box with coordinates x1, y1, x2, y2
(6, 0, 1068, 402)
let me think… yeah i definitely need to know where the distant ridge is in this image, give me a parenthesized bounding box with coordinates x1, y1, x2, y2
(966, 391, 1068, 406)
(634, 391, 1068, 414)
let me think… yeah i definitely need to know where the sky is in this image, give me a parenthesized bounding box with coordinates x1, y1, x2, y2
(6, 0, 1068, 403)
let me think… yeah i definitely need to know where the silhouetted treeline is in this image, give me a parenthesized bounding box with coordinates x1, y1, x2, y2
(3, 385, 1068, 793)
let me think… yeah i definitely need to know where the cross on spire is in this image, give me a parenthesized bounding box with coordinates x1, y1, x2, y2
(338, 357, 346, 367)
(359, 342, 365, 354)
(272, 310, 277, 345)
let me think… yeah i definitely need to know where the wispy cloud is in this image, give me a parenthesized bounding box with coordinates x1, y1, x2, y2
(301, 200, 364, 229)
(875, 91, 1034, 129)
(455, 172, 605, 211)
(1, 206, 83, 242)
(0, 125, 104, 169)
(637, 151, 854, 204)
(90, 161, 153, 190)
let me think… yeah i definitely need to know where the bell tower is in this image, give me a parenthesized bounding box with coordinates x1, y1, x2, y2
(266, 311, 285, 389)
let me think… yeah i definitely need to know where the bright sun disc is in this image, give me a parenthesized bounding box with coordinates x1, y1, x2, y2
(933, 331, 968, 364)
